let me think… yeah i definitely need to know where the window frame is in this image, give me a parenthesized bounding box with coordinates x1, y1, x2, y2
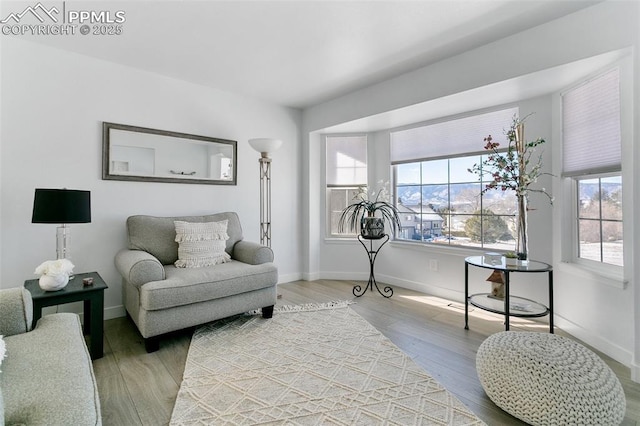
(326, 186, 363, 238)
(324, 134, 368, 239)
(390, 107, 521, 251)
(573, 172, 623, 268)
(393, 153, 518, 250)
(555, 59, 631, 284)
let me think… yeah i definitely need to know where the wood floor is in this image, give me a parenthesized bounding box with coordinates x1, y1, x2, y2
(94, 280, 640, 425)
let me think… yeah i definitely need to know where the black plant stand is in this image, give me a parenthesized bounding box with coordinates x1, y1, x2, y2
(353, 234, 393, 298)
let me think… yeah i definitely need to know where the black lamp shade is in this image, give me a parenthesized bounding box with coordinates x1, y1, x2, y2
(32, 189, 91, 224)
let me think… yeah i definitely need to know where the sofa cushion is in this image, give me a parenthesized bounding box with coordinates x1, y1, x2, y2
(1, 313, 101, 425)
(139, 261, 278, 311)
(174, 220, 231, 268)
(127, 212, 243, 265)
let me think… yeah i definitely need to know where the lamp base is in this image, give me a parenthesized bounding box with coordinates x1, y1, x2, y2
(56, 226, 77, 278)
(258, 157, 272, 248)
(56, 225, 70, 260)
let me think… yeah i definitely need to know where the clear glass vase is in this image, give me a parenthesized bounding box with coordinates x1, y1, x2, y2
(516, 194, 529, 261)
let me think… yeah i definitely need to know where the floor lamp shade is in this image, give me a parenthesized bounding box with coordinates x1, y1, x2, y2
(32, 189, 91, 259)
(249, 138, 283, 157)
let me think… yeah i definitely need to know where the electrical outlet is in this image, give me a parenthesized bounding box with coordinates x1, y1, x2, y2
(429, 259, 438, 271)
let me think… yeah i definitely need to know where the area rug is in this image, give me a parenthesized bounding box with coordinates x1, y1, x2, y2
(170, 301, 485, 425)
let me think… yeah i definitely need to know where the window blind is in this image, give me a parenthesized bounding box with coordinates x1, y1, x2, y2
(390, 108, 518, 164)
(326, 135, 367, 186)
(562, 69, 621, 177)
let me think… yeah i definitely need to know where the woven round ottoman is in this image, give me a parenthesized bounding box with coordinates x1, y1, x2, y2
(476, 331, 626, 425)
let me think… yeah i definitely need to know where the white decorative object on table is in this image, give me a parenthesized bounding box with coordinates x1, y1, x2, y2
(503, 254, 519, 266)
(34, 259, 74, 291)
(483, 252, 502, 265)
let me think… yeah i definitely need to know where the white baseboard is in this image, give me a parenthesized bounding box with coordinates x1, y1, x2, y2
(301, 271, 321, 281)
(104, 305, 126, 320)
(631, 363, 640, 383)
(278, 273, 303, 284)
(73, 304, 126, 324)
(318, 272, 466, 303)
(77, 305, 126, 322)
(320, 271, 368, 281)
(554, 314, 633, 368)
(376, 274, 466, 303)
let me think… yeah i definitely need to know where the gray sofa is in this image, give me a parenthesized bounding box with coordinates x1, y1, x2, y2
(115, 212, 278, 352)
(0, 287, 102, 425)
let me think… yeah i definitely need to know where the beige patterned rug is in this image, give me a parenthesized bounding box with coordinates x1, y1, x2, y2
(170, 302, 485, 425)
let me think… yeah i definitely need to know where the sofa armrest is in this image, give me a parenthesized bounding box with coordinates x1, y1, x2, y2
(0, 288, 33, 337)
(232, 241, 274, 265)
(115, 249, 165, 288)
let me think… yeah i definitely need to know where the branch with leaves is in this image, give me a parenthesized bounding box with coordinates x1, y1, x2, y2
(468, 114, 553, 204)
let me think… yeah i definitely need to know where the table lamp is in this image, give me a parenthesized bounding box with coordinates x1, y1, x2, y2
(32, 188, 92, 260)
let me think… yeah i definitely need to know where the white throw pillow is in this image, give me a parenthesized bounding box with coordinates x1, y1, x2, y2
(174, 220, 231, 268)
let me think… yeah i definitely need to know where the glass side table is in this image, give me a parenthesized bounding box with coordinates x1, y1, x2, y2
(464, 256, 554, 333)
(353, 234, 393, 298)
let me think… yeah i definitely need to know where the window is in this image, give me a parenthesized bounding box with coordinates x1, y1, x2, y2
(394, 155, 516, 248)
(326, 135, 367, 237)
(576, 176, 623, 266)
(391, 108, 518, 249)
(562, 69, 622, 267)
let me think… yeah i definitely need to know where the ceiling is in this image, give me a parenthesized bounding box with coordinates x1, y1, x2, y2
(322, 48, 630, 133)
(6, 0, 600, 109)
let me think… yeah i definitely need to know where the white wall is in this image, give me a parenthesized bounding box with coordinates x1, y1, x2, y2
(550, 54, 637, 367)
(302, 1, 639, 371)
(319, 97, 552, 303)
(0, 38, 302, 318)
(635, 0, 640, 383)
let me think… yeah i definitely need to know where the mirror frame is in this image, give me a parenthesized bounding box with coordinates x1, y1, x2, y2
(102, 122, 237, 185)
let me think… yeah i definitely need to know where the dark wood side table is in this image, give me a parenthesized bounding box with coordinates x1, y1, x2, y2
(24, 271, 108, 360)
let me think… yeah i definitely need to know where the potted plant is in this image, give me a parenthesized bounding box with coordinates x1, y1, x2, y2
(503, 252, 519, 266)
(338, 182, 402, 239)
(468, 114, 553, 261)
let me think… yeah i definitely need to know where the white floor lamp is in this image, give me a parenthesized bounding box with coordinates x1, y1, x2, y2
(249, 138, 282, 248)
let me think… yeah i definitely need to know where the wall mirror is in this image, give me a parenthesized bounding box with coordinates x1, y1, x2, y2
(102, 122, 237, 185)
